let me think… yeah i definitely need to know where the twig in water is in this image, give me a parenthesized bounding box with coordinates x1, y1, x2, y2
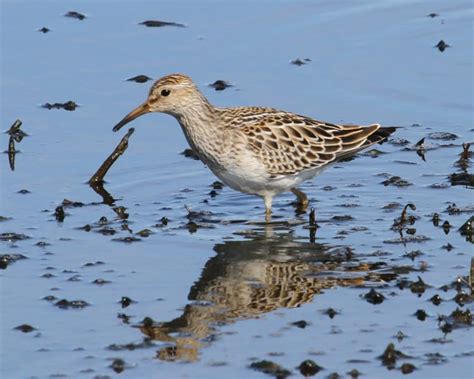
(88, 128, 135, 185)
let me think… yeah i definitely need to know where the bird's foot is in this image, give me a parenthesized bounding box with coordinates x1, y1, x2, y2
(291, 187, 309, 212)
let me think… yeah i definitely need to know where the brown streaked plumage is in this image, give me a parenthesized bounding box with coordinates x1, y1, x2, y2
(113, 73, 396, 221)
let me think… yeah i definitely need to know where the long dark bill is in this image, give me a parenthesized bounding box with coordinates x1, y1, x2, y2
(112, 103, 150, 132)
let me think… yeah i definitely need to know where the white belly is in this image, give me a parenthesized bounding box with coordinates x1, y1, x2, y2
(207, 159, 324, 198)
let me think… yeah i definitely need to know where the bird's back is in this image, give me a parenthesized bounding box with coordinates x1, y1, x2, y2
(220, 107, 395, 179)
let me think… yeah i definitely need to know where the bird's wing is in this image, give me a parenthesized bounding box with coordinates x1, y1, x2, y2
(234, 111, 383, 178)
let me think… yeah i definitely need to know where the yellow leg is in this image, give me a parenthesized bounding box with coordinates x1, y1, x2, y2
(291, 187, 309, 210)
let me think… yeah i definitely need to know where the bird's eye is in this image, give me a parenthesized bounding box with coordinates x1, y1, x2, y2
(161, 89, 171, 97)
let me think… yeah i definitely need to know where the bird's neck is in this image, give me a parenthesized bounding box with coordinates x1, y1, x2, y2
(172, 97, 225, 162)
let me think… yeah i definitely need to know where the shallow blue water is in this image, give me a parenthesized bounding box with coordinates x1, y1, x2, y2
(1, 1, 473, 378)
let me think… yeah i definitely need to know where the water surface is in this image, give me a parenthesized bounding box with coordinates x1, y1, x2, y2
(1, 1, 473, 378)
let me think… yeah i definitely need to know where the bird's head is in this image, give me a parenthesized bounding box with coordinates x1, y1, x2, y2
(112, 74, 204, 132)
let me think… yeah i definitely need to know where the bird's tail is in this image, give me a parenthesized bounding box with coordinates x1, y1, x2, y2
(367, 125, 397, 145)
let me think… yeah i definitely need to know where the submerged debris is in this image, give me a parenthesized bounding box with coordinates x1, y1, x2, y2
(415, 309, 428, 321)
(181, 148, 200, 160)
(383, 202, 402, 211)
(110, 358, 126, 373)
(127, 75, 152, 83)
(14, 324, 36, 333)
(209, 80, 232, 91)
(112, 236, 142, 243)
(378, 343, 410, 369)
(347, 368, 361, 378)
(291, 320, 309, 329)
(64, 11, 86, 20)
(389, 138, 410, 146)
(249, 360, 291, 378)
(55, 299, 90, 309)
(363, 289, 385, 305)
(381, 176, 412, 187)
(185, 206, 215, 225)
(62, 198, 84, 208)
(446, 203, 474, 215)
(322, 308, 339, 319)
(211, 181, 224, 190)
(113, 206, 129, 220)
(453, 291, 470, 306)
(458, 216, 473, 242)
(136, 229, 153, 237)
(54, 206, 65, 222)
(435, 40, 450, 52)
(291, 58, 311, 66)
(449, 172, 474, 186)
(400, 363, 416, 374)
(430, 294, 442, 306)
(427, 132, 457, 141)
(299, 359, 322, 376)
(42, 101, 77, 111)
(449, 307, 472, 325)
(0, 253, 27, 269)
(0, 232, 30, 242)
(139, 20, 185, 27)
(155, 216, 169, 227)
(384, 235, 430, 244)
(120, 296, 133, 308)
(410, 276, 427, 295)
(0, 256, 7, 270)
(394, 331, 407, 342)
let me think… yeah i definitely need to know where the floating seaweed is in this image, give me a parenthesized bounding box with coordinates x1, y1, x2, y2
(381, 176, 412, 187)
(139, 20, 185, 28)
(209, 80, 232, 91)
(42, 101, 78, 111)
(435, 40, 450, 52)
(249, 360, 291, 378)
(64, 11, 86, 20)
(459, 216, 473, 243)
(181, 148, 200, 160)
(291, 58, 311, 66)
(127, 75, 152, 83)
(449, 172, 474, 186)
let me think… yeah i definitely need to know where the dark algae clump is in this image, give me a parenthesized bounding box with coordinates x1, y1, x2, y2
(250, 360, 291, 378)
(139, 20, 185, 27)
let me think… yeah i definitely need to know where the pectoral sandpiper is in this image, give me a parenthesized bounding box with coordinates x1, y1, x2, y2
(113, 74, 395, 221)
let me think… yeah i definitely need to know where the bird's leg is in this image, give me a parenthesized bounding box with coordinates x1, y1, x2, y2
(291, 187, 309, 210)
(264, 195, 273, 223)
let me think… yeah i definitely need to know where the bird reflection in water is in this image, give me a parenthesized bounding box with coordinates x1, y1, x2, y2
(139, 226, 392, 362)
